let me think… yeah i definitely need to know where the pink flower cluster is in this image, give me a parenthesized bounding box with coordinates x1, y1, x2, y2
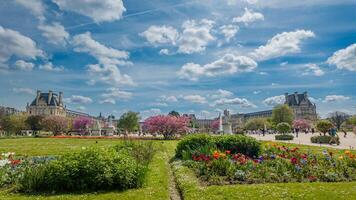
(143, 115, 190, 138)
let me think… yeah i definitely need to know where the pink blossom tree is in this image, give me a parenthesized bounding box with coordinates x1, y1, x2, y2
(73, 116, 94, 135)
(143, 115, 190, 139)
(210, 119, 220, 132)
(293, 119, 311, 131)
(42, 116, 69, 136)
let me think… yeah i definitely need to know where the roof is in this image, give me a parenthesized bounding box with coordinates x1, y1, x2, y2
(30, 92, 61, 106)
(285, 92, 313, 106)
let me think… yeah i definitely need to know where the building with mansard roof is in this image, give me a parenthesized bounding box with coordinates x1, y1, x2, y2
(284, 91, 317, 120)
(26, 90, 93, 119)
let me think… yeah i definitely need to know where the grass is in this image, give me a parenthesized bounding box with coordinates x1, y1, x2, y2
(0, 137, 355, 199)
(0, 138, 176, 200)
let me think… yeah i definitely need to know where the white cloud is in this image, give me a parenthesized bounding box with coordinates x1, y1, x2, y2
(227, 0, 258, 5)
(72, 32, 130, 66)
(182, 95, 207, 104)
(39, 62, 64, 72)
(76, 106, 86, 111)
(323, 95, 350, 103)
(12, 87, 35, 95)
(141, 108, 162, 119)
(263, 95, 285, 106)
(0, 25, 44, 64)
(327, 43, 356, 71)
(178, 54, 257, 81)
(14, 60, 34, 71)
(53, 0, 126, 23)
(214, 97, 256, 108)
(219, 25, 239, 42)
(160, 95, 178, 102)
(159, 49, 170, 55)
(280, 61, 288, 66)
(233, 8, 264, 25)
(251, 30, 315, 61)
(140, 25, 179, 45)
(253, 90, 261, 94)
(210, 89, 234, 99)
(72, 32, 134, 86)
(178, 19, 215, 54)
(87, 64, 134, 86)
(15, 0, 45, 21)
(64, 95, 93, 104)
(99, 98, 116, 104)
(38, 22, 69, 45)
(303, 63, 324, 76)
(101, 88, 133, 101)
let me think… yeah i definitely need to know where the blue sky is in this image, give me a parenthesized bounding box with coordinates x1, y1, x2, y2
(0, 0, 355, 119)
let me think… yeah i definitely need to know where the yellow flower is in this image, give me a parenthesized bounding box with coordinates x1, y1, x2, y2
(344, 150, 351, 155)
(338, 156, 343, 160)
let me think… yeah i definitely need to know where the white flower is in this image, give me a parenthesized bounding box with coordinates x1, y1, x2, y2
(0, 159, 10, 167)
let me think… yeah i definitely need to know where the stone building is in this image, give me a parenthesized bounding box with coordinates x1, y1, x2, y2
(0, 106, 21, 116)
(26, 90, 92, 119)
(27, 90, 66, 116)
(284, 92, 317, 120)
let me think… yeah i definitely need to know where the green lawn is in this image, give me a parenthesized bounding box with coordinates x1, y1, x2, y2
(0, 138, 355, 200)
(0, 138, 176, 200)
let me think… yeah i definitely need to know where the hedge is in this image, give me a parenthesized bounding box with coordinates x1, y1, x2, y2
(275, 134, 294, 140)
(311, 135, 340, 145)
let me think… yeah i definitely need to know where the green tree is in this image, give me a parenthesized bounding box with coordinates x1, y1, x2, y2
(316, 120, 333, 136)
(0, 114, 28, 135)
(42, 116, 69, 136)
(244, 118, 271, 130)
(276, 122, 291, 134)
(25, 115, 44, 135)
(117, 111, 140, 134)
(272, 104, 294, 125)
(168, 110, 180, 117)
(328, 111, 350, 130)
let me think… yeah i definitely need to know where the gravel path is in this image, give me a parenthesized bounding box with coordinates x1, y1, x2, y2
(249, 132, 356, 150)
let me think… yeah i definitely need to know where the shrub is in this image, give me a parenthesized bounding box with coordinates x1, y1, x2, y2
(215, 135, 261, 157)
(17, 147, 146, 193)
(176, 134, 215, 159)
(113, 140, 155, 166)
(275, 134, 294, 140)
(276, 122, 291, 134)
(316, 120, 333, 135)
(176, 134, 261, 159)
(311, 135, 340, 144)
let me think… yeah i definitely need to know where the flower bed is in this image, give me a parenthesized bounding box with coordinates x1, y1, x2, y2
(0, 141, 156, 193)
(275, 134, 294, 140)
(178, 139, 356, 185)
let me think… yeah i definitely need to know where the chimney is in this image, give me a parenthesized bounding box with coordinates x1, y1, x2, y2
(304, 91, 308, 98)
(36, 90, 41, 105)
(294, 92, 299, 104)
(284, 93, 288, 103)
(59, 92, 63, 106)
(48, 90, 53, 105)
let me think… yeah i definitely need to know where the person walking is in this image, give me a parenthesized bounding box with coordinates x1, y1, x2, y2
(329, 127, 340, 145)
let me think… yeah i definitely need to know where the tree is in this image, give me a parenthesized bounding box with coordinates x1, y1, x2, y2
(328, 111, 350, 130)
(292, 119, 311, 131)
(168, 110, 180, 117)
(25, 115, 44, 134)
(342, 116, 356, 130)
(73, 116, 94, 135)
(117, 111, 140, 134)
(244, 118, 271, 131)
(276, 122, 291, 134)
(272, 104, 294, 125)
(316, 120, 333, 136)
(42, 116, 68, 136)
(210, 119, 220, 132)
(0, 114, 28, 135)
(143, 115, 190, 139)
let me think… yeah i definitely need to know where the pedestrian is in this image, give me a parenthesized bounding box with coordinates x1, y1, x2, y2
(296, 128, 299, 138)
(311, 128, 315, 134)
(329, 127, 340, 145)
(342, 129, 347, 138)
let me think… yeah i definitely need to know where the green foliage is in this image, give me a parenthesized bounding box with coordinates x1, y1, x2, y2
(311, 135, 340, 144)
(0, 114, 28, 135)
(175, 134, 261, 159)
(272, 104, 294, 125)
(175, 134, 215, 159)
(25, 115, 44, 133)
(275, 134, 294, 140)
(168, 110, 180, 117)
(117, 111, 140, 133)
(316, 120, 333, 134)
(244, 118, 270, 130)
(215, 135, 261, 157)
(276, 122, 291, 134)
(17, 147, 147, 193)
(112, 140, 156, 166)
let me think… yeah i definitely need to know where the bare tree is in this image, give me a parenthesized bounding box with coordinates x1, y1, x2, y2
(328, 111, 350, 130)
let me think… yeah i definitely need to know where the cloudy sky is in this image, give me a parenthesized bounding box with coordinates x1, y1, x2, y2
(0, 0, 355, 119)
